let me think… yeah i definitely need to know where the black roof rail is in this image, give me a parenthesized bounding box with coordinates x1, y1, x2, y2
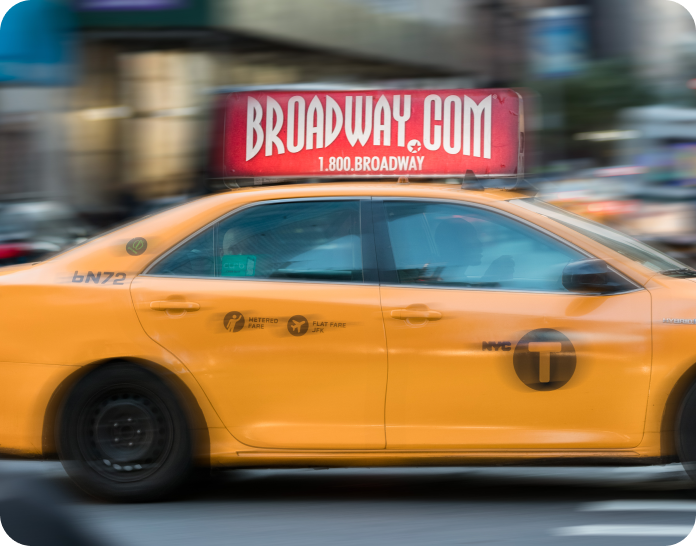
(461, 170, 485, 191)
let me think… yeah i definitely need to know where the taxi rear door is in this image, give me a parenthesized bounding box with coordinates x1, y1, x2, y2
(131, 198, 388, 450)
(373, 199, 652, 450)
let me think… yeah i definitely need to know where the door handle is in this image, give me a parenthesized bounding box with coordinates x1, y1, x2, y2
(391, 309, 442, 320)
(150, 301, 200, 311)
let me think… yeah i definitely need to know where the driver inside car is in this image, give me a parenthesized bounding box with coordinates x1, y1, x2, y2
(434, 216, 515, 286)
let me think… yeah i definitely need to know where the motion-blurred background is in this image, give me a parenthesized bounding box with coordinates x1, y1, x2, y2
(0, 0, 694, 265)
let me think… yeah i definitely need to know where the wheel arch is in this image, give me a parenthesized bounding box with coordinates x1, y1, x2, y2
(660, 360, 696, 459)
(42, 358, 210, 466)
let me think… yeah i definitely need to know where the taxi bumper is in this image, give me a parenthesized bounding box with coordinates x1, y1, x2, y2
(0, 362, 78, 457)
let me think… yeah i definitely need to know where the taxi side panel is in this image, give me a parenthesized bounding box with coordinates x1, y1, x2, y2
(131, 277, 388, 450)
(640, 277, 696, 458)
(0, 192, 275, 459)
(381, 288, 652, 449)
(0, 184, 684, 464)
(0, 362, 78, 456)
(0, 263, 228, 457)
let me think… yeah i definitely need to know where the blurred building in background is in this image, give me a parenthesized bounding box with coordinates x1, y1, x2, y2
(36, 0, 488, 218)
(1, 0, 696, 227)
(0, 0, 73, 205)
(593, 0, 696, 93)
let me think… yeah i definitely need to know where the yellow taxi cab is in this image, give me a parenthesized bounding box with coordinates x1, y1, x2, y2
(3, 88, 696, 501)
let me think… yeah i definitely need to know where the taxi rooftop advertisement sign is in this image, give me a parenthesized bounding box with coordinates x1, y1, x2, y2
(217, 89, 524, 179)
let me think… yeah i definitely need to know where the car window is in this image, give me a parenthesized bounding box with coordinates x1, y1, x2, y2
(149, 227, 215, 277)
(217, 200, 363, 282)
(150, 200, 364, 283)
(511, 198, 688, 273)
(381, 200, 585, 292)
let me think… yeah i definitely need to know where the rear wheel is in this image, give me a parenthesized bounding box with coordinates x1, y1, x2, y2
(57, 364, 192, 502)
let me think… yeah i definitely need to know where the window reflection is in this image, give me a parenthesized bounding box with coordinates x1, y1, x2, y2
(150, 200, 364, 283)
(383, 201, 584, 291)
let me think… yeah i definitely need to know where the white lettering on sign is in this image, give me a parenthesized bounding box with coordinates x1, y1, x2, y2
(373, 95, 391, 146)
(325, 97, 343, 147)
(287, 96, 305, 153)
(321, 155, 424, 172)
(393, 95, 411, 147)
(306, 96, 324, 150)
(464, 95, 492, 159)
(244, 93, 494, 161)
(246, 97, 263, 161)
(443, 95, 462, 155)
(423, 94, 442, 151)
(346, 96, 373, 147)
(265, 97, 284, 157)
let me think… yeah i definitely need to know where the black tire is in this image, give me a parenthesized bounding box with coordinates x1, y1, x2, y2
(676, 380, 696, 484)
(56, 364, 192, 502)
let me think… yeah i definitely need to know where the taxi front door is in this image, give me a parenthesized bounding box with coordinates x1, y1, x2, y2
(131, 199, 388, 450)
(373, 199, 652, 450)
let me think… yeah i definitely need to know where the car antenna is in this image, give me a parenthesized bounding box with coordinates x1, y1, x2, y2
(461, 170, 485, 191)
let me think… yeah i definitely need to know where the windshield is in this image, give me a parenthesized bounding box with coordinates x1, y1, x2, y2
(511, 198, 688, 273)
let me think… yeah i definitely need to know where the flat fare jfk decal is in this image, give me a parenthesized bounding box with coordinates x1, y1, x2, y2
(220, 89, 523, 178)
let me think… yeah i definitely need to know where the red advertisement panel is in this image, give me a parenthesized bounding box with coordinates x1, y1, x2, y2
(217, 89, 524, 179)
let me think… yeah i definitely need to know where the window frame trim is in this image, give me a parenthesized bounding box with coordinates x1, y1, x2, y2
(142, 196, 378, 286)
(372, 197, 643, 296)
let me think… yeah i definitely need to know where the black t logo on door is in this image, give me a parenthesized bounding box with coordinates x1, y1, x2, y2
(513, 329, 576, 391)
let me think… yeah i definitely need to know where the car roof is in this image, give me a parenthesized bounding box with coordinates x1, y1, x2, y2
(202, 181, 532, 204)
(42, 182, 533, 272)
(38, 180, 656, 288)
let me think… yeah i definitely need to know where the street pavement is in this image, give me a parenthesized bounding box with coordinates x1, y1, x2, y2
(1, 461, 696, 546)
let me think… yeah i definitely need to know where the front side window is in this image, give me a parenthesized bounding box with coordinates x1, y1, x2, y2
(511, 198, 688, 274)
(381, 200, 585, 292)
(150, 200, 364, 283)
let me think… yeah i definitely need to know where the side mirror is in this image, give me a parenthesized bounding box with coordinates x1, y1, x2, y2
(562, 259, 616, 294)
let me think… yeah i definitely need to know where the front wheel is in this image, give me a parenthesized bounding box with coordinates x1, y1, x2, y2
(57, 364, 192, 502)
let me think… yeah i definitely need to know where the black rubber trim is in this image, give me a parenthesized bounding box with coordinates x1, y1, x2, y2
(360, 200, 379, 284)
(371, 199, 399, 284)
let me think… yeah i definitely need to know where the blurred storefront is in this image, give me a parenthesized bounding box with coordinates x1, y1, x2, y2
(3, 0, 690, 216)
(64, 0, 484, 215)
(0, 0, 74, 203)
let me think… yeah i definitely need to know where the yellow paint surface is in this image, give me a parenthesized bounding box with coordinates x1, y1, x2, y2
(0, 183, 687, 466)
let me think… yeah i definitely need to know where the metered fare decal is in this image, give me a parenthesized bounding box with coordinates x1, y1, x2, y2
(287, 315, 308, 337)
(218, 89, 523, 179)
(224, 311, 246, 333)
(224, 312, 348, 336)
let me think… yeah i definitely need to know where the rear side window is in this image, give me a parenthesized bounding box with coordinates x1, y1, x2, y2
(149, 200, 364, 283)
(148, 228, 215, 278)
(379, 200, 584, 292)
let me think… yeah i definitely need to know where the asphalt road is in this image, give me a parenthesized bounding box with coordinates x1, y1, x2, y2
(1, 461, 696, 546)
